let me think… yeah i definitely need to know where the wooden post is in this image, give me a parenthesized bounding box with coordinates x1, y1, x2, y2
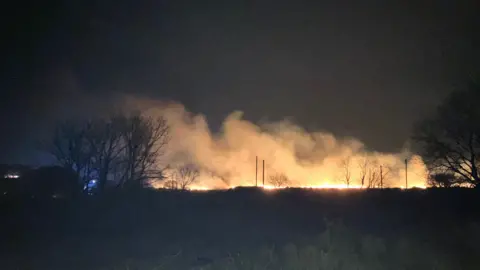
(255, 156, 258, 187)
(262, 160, 265, 186)
(380, 165, 383, 189)
(405, 159, 408, 189)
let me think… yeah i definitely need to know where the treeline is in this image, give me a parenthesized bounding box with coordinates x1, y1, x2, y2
(1, 111, 174, 199)
(41, 111, 170, 192)
(39, 110, 211, 194)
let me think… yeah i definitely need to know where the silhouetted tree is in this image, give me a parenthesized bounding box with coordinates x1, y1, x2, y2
(117, 112, 170, 188)
(44, 111, 170, 192)
(43, 119, 92, 183)
(84, 116, 124, 191)
(366, 167, 380, 188)
(427, 172, 460, 188)
(171, 164, 200, 190)
(40, 119, 100, 188)
(413, 81, 480, 187)
(269, 173, 290, 188)
(163, 179, 179, 190)
(339, 157, 352, 187)
(365, 164, 390, 189)
(378, 165, 391, 188)
(358, 157, 369, 188)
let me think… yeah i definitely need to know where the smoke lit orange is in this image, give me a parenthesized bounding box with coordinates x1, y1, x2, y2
(130, 99, 430, 190)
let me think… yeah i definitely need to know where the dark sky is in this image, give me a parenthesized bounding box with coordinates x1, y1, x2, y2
(1, 0, 479, 164)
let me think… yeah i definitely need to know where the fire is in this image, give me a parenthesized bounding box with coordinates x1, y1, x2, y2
(127, 100, 433, 192)
(261, 183, 362, 190)
(188, 185, 212, 191)
(157, 182, 427, 191)
(150, 172, 428, 191)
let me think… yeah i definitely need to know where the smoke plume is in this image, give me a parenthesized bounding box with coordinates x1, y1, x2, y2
(122, 97, 428, 189)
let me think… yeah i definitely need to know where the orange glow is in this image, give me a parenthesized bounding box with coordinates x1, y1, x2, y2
(261, 183, 362, 190)
(154, 182, 427, 191)
(188, 185, 211, 191)
(127, 100, 433, 191)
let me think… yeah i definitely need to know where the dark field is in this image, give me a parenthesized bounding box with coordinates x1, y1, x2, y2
(1, 187, 480, 269)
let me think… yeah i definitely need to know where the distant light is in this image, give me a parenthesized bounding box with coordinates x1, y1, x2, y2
(4, 173, 19, 179)
(85, 179, 99, 194)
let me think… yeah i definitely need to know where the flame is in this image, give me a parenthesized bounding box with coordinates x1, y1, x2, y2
(155, 182, 427, 191)
(261, 184, 361, 190)
(150, 170, 428, 190)
(188, 185, 212, 191)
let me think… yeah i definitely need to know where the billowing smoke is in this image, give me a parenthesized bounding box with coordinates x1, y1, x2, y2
(122, 97, 428, 189)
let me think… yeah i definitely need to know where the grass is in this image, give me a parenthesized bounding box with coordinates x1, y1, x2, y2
(0, 187, 479, 269)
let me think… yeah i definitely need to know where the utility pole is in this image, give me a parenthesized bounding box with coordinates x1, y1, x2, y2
(380, 165, 383, 189)
(262, 160, 265, 186)
(255, 156, 258, 187)
(405, 159, 408, 189)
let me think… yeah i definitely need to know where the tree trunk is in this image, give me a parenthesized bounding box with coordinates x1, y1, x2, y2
(471, 166, 479, 187)
(98, 162, 110, 192)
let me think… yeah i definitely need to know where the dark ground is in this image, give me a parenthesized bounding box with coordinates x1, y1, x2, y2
(1, 187, 479, 269)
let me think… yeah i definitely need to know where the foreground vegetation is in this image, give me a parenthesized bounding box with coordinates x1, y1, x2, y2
(0, 187, 479, 269)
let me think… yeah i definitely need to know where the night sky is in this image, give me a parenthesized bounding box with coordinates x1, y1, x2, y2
(1, 0, 479, 164)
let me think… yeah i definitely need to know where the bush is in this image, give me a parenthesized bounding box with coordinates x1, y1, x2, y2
(189, 220, 463, 270)
(27, 166, 81, 198)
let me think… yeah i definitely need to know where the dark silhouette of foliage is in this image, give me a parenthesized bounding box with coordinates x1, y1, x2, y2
(27, 166, 81, 198)
(0, 188, 479, 269)
(170, 164, 200, 190)
(427, 172, 460, 188)
(358, 156, 369, 188)
(339, 156, 352, 187)
(269, 172, 290, 187)
(42, 119, 91, 182)
(117, 112, 170, 188)
(42, 112, 170, 193)
(414, 81, 480, 187)
(163, 179, 179, 190)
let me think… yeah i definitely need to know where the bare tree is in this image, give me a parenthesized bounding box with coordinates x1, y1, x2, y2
(365, 165, 391, 189)
(413, 81, 480, 187)
(172, 164, 200, 190)
(339, 156, 352, 187)
(118, 113, 170, 188)
(358, 156, 369, 188)
(378, 165, 391, 188)
(268, 173, 290, 188)
(427, 172, 461, 188)
(163, 179, 179, 190)
(84, 116, 125, 190)
(366, 167, 380, 188)
(43, 119, 92, 183)
(44, 110, 170, 193)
